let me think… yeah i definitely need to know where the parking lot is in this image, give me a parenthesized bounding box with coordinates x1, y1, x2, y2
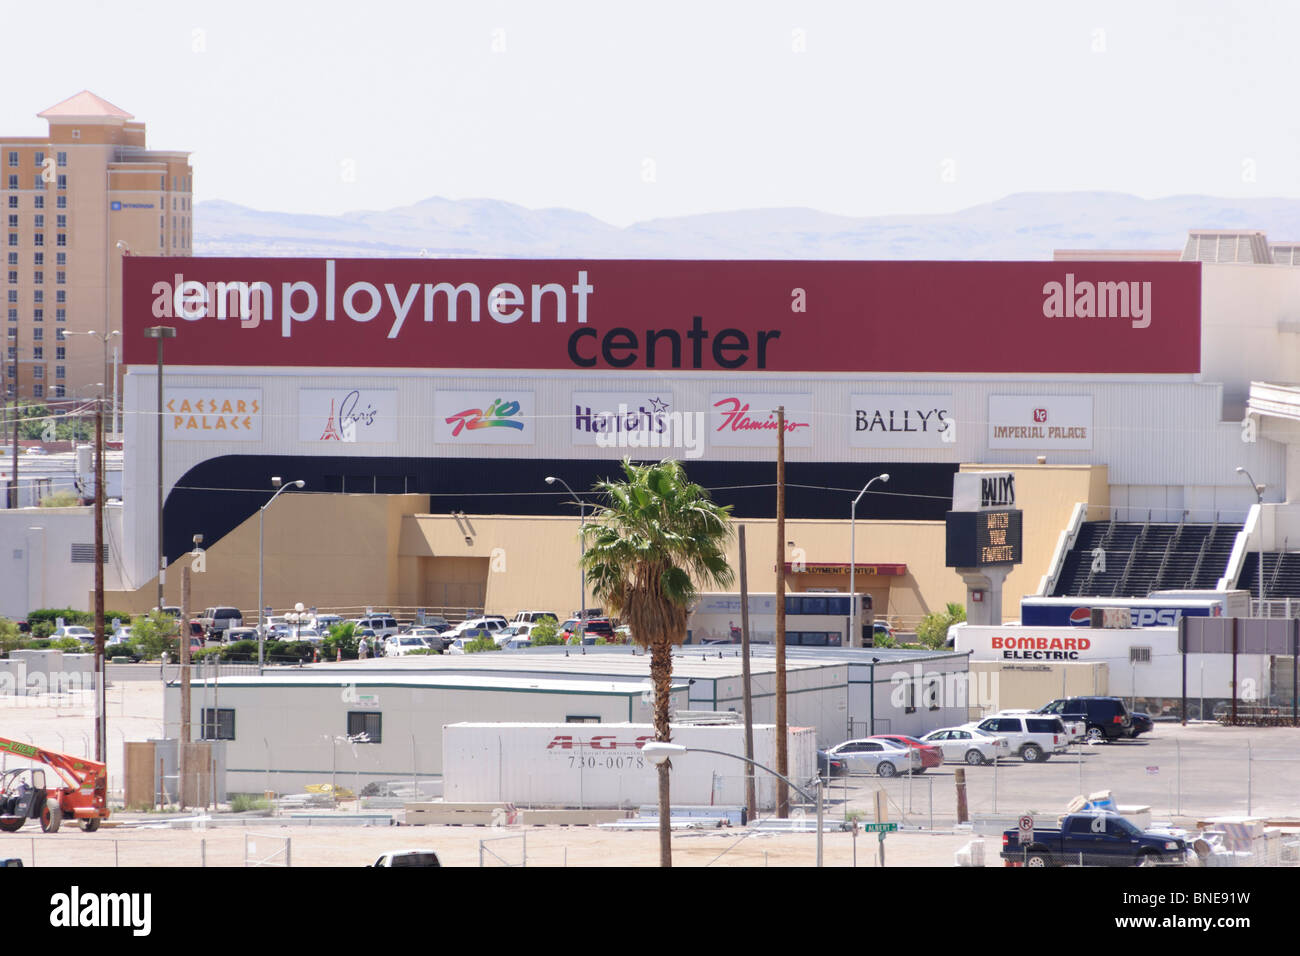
(823, 723, 1300, 831)
(3, 677, 1299, 865)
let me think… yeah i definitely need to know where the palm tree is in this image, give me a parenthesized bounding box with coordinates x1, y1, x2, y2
(581, 459, 734, 867)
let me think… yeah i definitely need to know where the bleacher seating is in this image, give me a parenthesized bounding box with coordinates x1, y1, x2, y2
(1238, 552, 1300, 600)
(1051, 519, 1244, 598)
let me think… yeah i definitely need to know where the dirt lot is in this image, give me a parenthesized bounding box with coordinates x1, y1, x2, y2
(3, 820, 972, 868)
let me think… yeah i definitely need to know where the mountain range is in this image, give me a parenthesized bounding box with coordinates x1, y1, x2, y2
(193, 191, 1300, 260)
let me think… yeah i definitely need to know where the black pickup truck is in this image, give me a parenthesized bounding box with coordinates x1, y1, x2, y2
(1002, 812, 1188, 867)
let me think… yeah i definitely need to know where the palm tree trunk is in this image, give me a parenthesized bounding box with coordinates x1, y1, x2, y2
(650, 639, 673, 867)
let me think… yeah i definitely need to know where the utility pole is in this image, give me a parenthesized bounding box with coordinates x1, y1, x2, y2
(93, 402, 105, 762)
(180, 564, 192, 810)
(739, 524, 756, 821)
(775, 406, 789, 818)
(8, 358, 18, 510)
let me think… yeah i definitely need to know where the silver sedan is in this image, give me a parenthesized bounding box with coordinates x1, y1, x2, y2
(822, 738, 922, 778)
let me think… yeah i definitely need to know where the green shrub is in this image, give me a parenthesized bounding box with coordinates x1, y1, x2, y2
(530, 619, 561, 646)
(916, 602, 966, 649)
(130, 611, 181, 660)
(464, 635, 499, 653)
(219, 640, 260, 662)
(0, 619, 23, 655)
(270, 641, 317, 662)
(49, 637, 85, 653)
(27, 608, 134, 630)
(39, 490, 82, 508)
(229, 794, 271, 812)
(323, 622, 358, 660)
(405, 647, 441, 655)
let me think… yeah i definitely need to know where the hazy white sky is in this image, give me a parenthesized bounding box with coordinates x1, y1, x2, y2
(3, 0, 1296, 225)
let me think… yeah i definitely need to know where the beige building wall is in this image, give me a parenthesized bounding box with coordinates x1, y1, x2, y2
(968, 660, 1110, 718)
(107, 464, 1110, 628)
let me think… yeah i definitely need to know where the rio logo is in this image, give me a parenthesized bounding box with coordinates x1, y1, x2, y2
(445, 398, 525, 437)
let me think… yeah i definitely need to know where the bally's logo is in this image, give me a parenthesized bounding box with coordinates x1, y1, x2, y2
(445, 398, 525, 437)
(980, 474, 1015, 508)
(1042, 273, 1151, 329)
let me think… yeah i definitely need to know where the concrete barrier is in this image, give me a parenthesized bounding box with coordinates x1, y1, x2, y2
(0, 659, 26, 696)
(402, 802, 631, 827)
(9, 649, 62, 693)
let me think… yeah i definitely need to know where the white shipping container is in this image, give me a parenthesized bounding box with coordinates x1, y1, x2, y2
(443, 722, 819, 811)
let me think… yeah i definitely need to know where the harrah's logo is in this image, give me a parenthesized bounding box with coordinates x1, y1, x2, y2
(1041, 273, 1151, 329)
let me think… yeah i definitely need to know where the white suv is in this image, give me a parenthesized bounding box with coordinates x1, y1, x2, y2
(967, 714, 1068, 763)
(350, 615, 400, 639)
(449, 617, 506, 638)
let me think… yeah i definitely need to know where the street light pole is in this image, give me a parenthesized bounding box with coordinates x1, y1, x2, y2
(1236, 467, 1266, 614)
(78, 330, 120, 437)
(642, 742, 825, 867)
(143, 326, 176, 611)
(258, 477, 306, 674)
(850, 474, 889, 649)
(546, 476, 587, 627)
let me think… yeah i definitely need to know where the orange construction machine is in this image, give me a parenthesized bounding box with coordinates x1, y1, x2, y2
(0, 738, 109, 833)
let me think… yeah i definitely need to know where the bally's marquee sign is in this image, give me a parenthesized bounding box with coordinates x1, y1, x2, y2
(947, 470, 1022, 567)
(122, 259, 1201, 375)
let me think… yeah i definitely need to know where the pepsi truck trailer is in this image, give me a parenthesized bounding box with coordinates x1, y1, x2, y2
(1019, 590, 1249, 628)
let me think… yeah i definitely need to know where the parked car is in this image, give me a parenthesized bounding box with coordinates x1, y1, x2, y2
(494, 623, 535, 646)
(512, 611, 558, 625)
(1002, 811, 1188, 868)
(872, 622, 896, 644)
(223, 627, 260, 645)
(822, 738, 922, 778)
(1002, 708, 1085, 743)
(350, 615, 400, 639)
(566, 618, 615, 644)
(1037, 697, 1133, 743)
(369, 849, 441, 867)
(817, 750, 848, 778)
(50, 626, 94, 643)
(1127, 711, 1154, 738)
(869, 734, 944, 772)
(312, 614, 344, 632)
(967, 714, 1068, 763)
(386, 635, 430, 657)
(501, 637, 534, 651)
(198, 606, 244, 640)
(406, 627, 450, 650)
(918, 726, 1009, 766)
(447, 617, 506, 640)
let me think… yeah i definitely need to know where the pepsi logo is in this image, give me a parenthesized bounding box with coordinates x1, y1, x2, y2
(1033, 408, 1048, 423)
(1068, 607, 1092, 626)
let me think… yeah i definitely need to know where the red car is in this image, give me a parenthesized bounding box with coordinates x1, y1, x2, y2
(869, 735, 945, 773)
